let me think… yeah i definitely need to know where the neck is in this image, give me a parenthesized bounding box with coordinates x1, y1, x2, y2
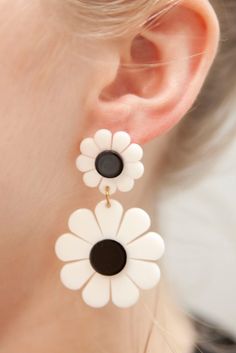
(0, 274, 195, 353)
(0, 137, 194, 352)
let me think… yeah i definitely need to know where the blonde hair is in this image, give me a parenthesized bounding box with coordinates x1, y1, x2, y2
(56, 0, 177, 39)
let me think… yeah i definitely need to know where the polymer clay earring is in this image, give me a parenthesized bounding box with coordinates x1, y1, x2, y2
(55, 129, 165, 308)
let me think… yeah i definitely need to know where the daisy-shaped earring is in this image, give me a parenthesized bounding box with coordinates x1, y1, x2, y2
(76, 129, 144, 194)
(55, 129, 165, 308)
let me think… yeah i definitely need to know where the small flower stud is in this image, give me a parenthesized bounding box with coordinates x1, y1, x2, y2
(55, 199, 165, 308)
(76, 129, 144, 194)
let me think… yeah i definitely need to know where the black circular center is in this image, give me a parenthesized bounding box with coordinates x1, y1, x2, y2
(95, 150, 124, 178)
(89, 239, 127, 276)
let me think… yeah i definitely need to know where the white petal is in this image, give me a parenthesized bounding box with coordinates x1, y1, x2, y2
(83, 170, 102, 187)
(117, 208, 150, 244)
(68, 209, 102, 243)
(76, 155, 95, 172)
(80, 137, 100, 158)
(122, 143, 143, 162)
(123, 162, 144, 180)
(95, 199, 123, 237)
(127, 232, 165, 261)
(99, 178, 117, 195)
(117, 175, 134, 192)
(55, 233, 91, 262)
(82, 273, 110, 308)
(112, 131, 131, 153)
(111, 274, 139, 308)
(126, 260, 161, 290)
(60, 260, 94, 290)
(94, 129, 112, 150)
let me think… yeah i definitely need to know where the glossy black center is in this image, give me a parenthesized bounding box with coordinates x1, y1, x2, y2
(95, 150, 124, 178)
(89, 239, 127, 276)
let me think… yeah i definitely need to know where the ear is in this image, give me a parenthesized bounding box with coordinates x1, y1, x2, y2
(88, 0, 220, 144)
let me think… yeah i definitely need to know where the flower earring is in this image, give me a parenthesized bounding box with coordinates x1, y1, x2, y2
(55, 129, 165, 308)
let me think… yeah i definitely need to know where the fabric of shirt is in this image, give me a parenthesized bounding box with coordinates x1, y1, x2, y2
(193, 318, 236, 353)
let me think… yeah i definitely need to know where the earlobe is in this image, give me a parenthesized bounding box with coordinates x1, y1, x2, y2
(91, 0, 220, 144)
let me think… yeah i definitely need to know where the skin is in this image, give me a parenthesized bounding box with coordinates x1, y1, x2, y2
(0, 0, 219, 352)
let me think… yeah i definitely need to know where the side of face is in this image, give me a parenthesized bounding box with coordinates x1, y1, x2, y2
(0, 3, 106, 321)
(0, 1, 109, 237)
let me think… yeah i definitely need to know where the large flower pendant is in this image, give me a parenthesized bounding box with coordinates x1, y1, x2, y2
(55, 199, 165, 308)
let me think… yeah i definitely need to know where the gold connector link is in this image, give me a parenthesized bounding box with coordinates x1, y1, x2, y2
(105, 186, 111, 208)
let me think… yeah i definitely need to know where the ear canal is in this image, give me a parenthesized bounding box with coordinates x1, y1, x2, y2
(99, 33, 162, 101)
